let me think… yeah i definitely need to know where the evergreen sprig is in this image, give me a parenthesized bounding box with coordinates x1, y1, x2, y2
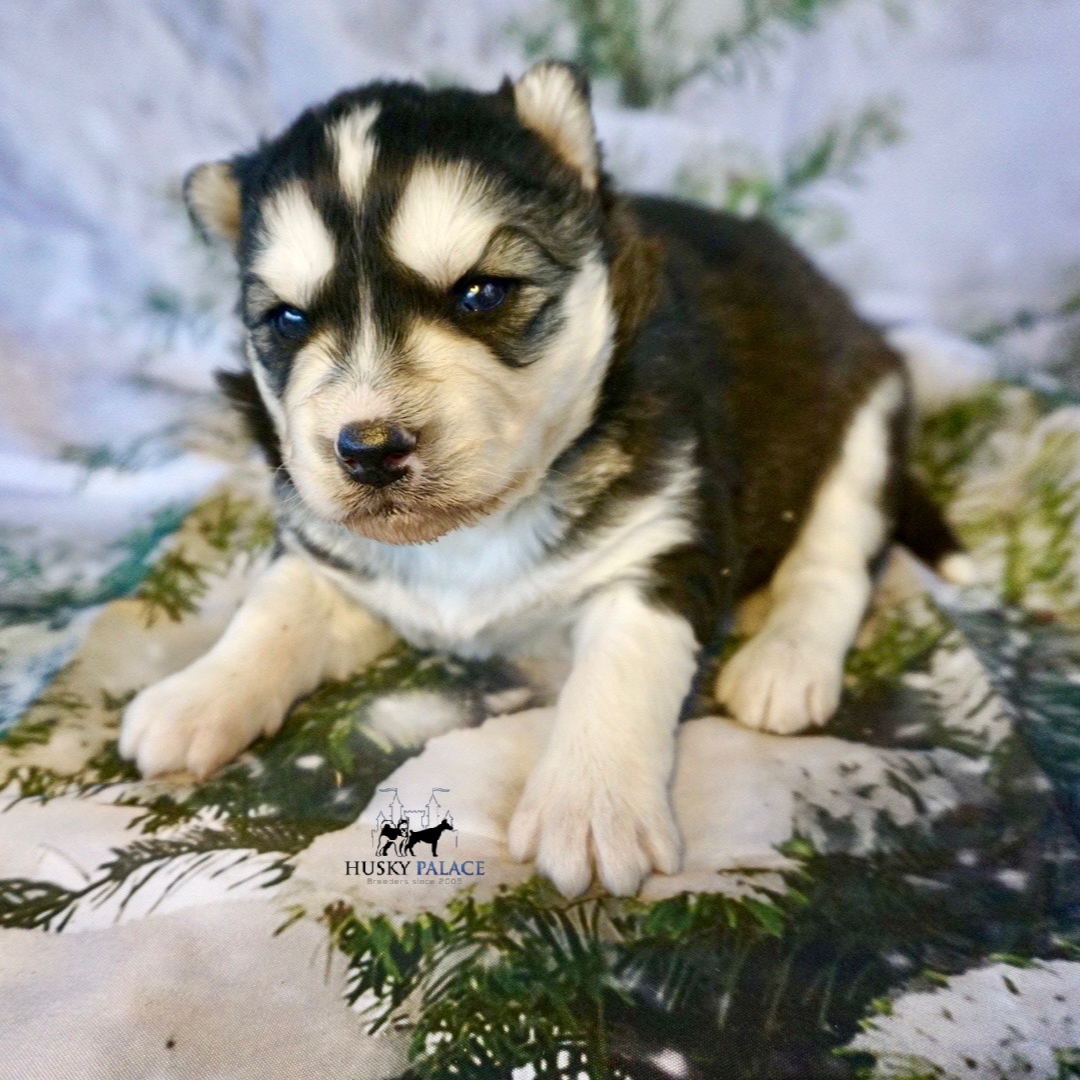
(972, 290, 1080, 347)
(0, 821, 312, 931)
(134, 491, 274, 625)
(512, 0, 855, 107)
(727, 100, 902, 226)
(673, 98, 903, 243)
(327, 875, 801, 1076)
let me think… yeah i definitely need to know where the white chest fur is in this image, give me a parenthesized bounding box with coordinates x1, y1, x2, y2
(284, 465, 697, 658)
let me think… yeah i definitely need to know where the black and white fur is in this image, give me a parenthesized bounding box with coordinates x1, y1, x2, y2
(120, 63, 965, 898)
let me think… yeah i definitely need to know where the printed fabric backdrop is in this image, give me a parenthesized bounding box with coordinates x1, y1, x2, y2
(2, 1, 1080, 1078)
(3, 374, 1080, 1080)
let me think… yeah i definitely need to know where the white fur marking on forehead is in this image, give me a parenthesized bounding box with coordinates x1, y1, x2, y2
(514, 63, 598, 191)
(331, 104, 380, 203)
(389, 161, 501, 288)
(253, 182, 336, 305)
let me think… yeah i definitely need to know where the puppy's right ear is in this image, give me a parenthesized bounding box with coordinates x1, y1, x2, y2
(183, 161, 241, 250)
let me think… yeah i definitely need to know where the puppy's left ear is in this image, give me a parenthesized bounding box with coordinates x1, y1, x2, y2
(183, 161, 242, 251)
(513, 61, 600, 192)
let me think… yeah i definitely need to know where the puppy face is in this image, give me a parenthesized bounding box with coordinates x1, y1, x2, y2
(188, 64, 617, 544)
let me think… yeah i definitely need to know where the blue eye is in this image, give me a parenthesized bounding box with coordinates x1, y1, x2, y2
(269, 305, 309, 340)
(455, 278, 511, 314)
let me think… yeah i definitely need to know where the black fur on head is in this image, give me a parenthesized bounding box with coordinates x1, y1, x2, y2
(190, 64, 658, 546)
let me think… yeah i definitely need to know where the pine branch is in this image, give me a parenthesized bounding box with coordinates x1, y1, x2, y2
(325, 875, 803, 1076)
(0, 820, 314, 931)
(511, 0, 861, 106)
(0, 879, 81, 931)
(133, 492, 274, 626)
(971, 290, 1080, 346)
(721, 98, 903, 240)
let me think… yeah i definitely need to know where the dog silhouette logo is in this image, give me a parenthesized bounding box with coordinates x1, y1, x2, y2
(371, 787, 456, 854)
(376, 818, 410, 856)
(404, 817, 454, 857)
(353, 787, 481, 882)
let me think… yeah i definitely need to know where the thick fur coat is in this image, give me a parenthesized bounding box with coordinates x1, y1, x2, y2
(120, 63, 962, 897)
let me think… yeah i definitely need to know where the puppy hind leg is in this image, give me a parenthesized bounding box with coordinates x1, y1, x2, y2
(717, 376, 903, 734)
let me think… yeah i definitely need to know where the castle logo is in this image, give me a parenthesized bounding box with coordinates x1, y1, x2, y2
(372, 786, 456, 857)
(345, 787, 484, 883)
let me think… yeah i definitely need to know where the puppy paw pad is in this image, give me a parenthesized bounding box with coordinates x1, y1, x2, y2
(509, 762, 681, 898)
(717, 633, 842, 735)
(119, 664, 282, 779)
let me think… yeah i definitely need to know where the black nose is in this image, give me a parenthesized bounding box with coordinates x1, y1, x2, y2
(335, 422, 416, 488)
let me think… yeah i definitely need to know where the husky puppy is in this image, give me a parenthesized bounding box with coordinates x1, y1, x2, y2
(120, 63, 963, 897)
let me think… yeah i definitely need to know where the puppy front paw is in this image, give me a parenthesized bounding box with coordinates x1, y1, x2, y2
(716, 631, 842, 735)
(508, 753, 681, 898)
(119, 659, 287, 779)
